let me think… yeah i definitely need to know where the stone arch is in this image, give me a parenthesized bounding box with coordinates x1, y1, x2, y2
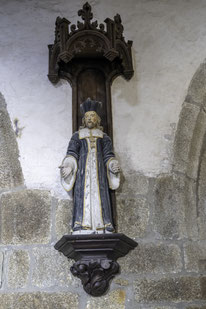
(172, 60, 206, 240)
(0, 92, 24, 190)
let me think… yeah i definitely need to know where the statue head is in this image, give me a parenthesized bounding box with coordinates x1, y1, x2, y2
(84, 111, 100, 129)
(80, 98, 102, 130)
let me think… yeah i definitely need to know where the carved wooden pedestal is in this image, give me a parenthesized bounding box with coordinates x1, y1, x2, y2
(54, 233, 137, 296)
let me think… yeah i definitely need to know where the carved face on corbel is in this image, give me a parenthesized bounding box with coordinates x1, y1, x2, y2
(83, 111, 100, 129)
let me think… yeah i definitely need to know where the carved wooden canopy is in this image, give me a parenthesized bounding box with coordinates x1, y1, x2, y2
(48, 2, 133, 84)
(48, 2, 134, 137)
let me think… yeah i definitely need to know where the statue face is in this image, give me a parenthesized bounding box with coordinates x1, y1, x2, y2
(84, 111, 99, 129)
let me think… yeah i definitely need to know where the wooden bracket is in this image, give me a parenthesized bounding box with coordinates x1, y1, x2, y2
(55, 233, 137, 296)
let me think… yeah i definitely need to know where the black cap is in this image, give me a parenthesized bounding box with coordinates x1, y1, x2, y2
(80, 98, 102, 115)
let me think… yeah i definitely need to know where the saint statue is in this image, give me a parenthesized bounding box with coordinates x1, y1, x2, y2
(60, 98, 120, 234)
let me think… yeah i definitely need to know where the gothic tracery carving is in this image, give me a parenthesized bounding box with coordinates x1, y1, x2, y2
(48, 2, 134, 84)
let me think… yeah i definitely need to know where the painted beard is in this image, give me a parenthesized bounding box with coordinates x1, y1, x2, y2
(86, 121, 96, 129)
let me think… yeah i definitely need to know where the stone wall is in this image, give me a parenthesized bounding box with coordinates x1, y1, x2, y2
(2, 0, 206, 196)
(0, 75, 206, 308)
(1, 1, 206, 308)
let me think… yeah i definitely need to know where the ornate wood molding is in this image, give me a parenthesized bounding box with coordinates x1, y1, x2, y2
(55, 233, 137, 296)
(48, 2, 134, 136)
(48, 2, 133, 85)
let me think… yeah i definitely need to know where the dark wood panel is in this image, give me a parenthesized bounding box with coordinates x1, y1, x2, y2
(77, 69, 108, 134)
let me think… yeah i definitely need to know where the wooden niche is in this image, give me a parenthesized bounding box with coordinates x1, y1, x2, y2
(48, 2, 137, 297)
(48, 1, 134, 138)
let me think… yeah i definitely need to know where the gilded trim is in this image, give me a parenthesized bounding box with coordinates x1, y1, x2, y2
(105, 223, 113, 227)
(74, 221, 81, 225)
(82, 225, 92, 230)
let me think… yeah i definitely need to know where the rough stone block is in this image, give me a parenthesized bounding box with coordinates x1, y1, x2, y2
(0, 294, 13, 308)
(186, 61, 206, 106)
(152, 174, 198, 240)
(0, 252, 4, 288)
(173, 102, 200, 176)
(184, 242, 206, 272)
(186, 108, 206, 180)
(119, 173, 149, 196)
(0, 292, 78, 309)
(116, 196, 149, 238)
(177, 174, 198, 240)
(197, 150, 206, 240)
(32, 247, 77, 288)
(153, 174, 184, 239)
(86, 289, 126, 309)
(55, 199, 72, 239)
(0, 93, 23, 189)
(119, 243, 182, 274)
(134, 277, 206, 302)
(0, 189, 52, 244)
(7, 250, 30, 288)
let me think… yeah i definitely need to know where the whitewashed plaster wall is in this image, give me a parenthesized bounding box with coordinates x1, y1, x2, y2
(1, 0, 206, 198)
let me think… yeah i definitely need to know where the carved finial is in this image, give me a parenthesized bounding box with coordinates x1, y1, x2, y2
(114, 14, 124, 39)
(78, 2, 93, 28)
